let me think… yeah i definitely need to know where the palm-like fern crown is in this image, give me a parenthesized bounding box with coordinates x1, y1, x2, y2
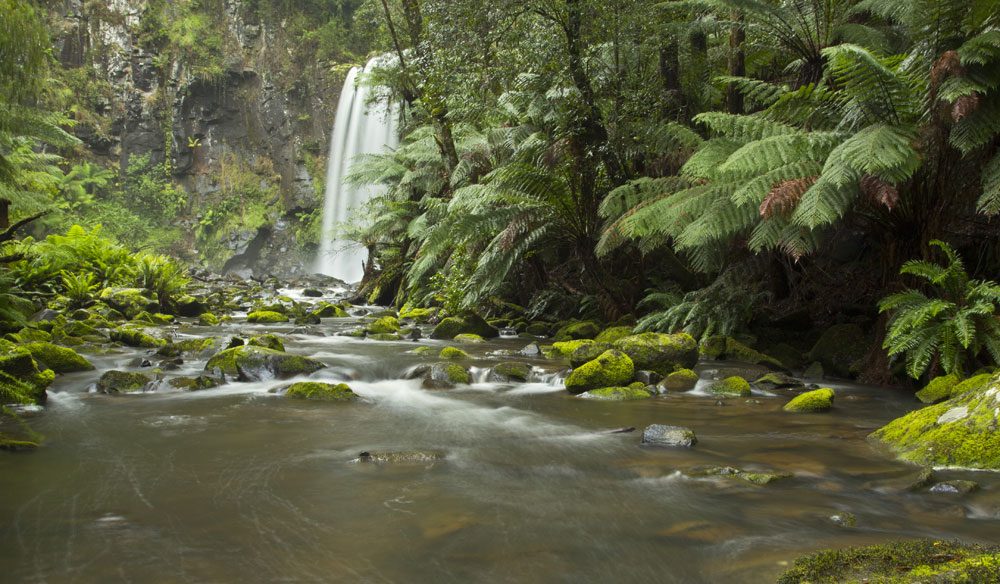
(601, 0, 1000, 269)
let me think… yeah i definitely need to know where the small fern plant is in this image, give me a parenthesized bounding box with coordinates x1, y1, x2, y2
(879, 240, 1000, 379)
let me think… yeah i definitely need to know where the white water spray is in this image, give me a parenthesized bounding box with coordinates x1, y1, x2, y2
(316, 57, 399, 283)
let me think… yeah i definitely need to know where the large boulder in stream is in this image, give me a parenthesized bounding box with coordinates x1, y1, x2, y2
(283, 382, 358, 401)
(869, 373, 1000, 470)
(430, 313, 498, 340)
(205, 345, 325, 381)
(564, 349, 634, 394)
(578, 384, 652, 401)
(611, 332, 698, 374)
(97, 370, 153, 394)
(0, 348, 54, 404)
(641, 424, 697, 448)
(422, 362, 472, 389)
(99, 287, 158, 319)
(783, 388, 835, 412)
(18, 342, 94, 373)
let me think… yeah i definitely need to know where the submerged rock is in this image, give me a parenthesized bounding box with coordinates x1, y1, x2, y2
(777, 540, 1000, 584)
(928, 480, 979, 495)
(18, 342, 94, 373)
(783, 388, 835, 413)
(641, 424, 697, 448)
(578, 385, 652, 401)
(687, 465, 791, 485)
(283, 382, 358, 401)
(869, 373, 1000, 469)
(612, 332, 698, 374)
(564, 349, 634, 394)
(355, 450, 445, 464)
(97, 370, 153, 394)
(204, 345, 325, 381)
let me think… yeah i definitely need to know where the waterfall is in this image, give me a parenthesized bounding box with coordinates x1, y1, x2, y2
(316, 57, 399, 283)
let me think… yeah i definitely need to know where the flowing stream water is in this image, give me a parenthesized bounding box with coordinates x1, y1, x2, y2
(2, 299, 999, 583)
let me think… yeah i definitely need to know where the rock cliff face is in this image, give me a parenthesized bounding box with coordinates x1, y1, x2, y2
(49, 0, 349, 277)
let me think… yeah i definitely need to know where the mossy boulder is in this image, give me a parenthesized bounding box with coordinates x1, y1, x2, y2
(660, 368, 699, 392)
(246, 310, 289, 323)
(915, 374, 961, 404)
(399, 303, 437, 323)
(700, 336, 784, 369)
(284, 382, 358, 401)
(951, 373, 992, 397)
(132, 311, 175, 326)
(524, 322, 551, 337)
(19, 342, 94, 373)
(753, 372, 804, 390)
(99, 287, 158, 319)
(157, 338, 217, 358)
(204, 345, 325, 381)
(783, 388, 835, 412)
(55, 321, 102, 339)
(776, 540, 1000, 584)
(168, 376, 221, 391)
(10, 328, 52, 343)
(565, 349, 634, 394)
(366, 316, 400, 334)
(709, 376, 752, 398)
(96, 370, 153, 394)
(111, 327, 167, 348)
(368, 333, 402, 341)
(869, 373, 1000, 469)
(549, 339, 594, 359)
(578, 385, 652, 401)
(313, 302, 349, 318)
(489, 361, 532, 382)
(569, 342, 612, 368)
(686, 465, 791, 485)
(553, 320, 600, 342)
(453, 333, 485, 344)
(0, 349, 54, 403)
(439, 346, 469, 360)
(594, 326, 634, 344)
(809, 324, 867, 378)
(430, 313, 499, 340)
(612, 332, 698, 374)
(248, 334, 285, 352)
(422, 362, 472, 389)
(197, 312, 220, 326)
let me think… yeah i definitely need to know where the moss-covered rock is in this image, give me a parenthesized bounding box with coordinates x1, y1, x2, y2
(612, 332, 698, 374)
(312, 302, 349, 318)
(422, 362, 472, 389)
(11, 328, 52, 343)
(951, 373, 992, 397)
(19, 342, 94, 373)
(783, 388, 835, 412)
(197, 312, 220, 326)
(55, 321, 101, 339)
(565, 349, 634, 394)
(132, 311, 175, 326)
(96, 370, 153, 394)
(366, 316, 400, 334)
(809, 324, 867, 378)
(246, 310, 289, 323)
(284, 382, 358, 401)
(686, 465, 791, 485)
(453, 333, 485, 344)
(776, 540, 1000, 584)
(915, 374, 961, 404)
(700, 336, 784, 369)
(548, 339, 594, 359)
(553, 320, 600, 342)
(524, 322, 551, 337)
(0, 349, 54, 404)
(570, 342, 612, 368)
(204, 345, 325, 381)
(641, 424, 697, 447)
(167, 376, 221, 391)
(111, 327, 167, 348)
(99, 287, 158, 319)
(439, 346, 469, 360)
(753, 372, 804, 390)
(869, 373, 1000, 470)
(399, 303, 437, 323)
(248, 334, 285, 352)
(430, 313, 499, 340)
(660, 368, 699, 392)
(594, 326, 634, 344)
(490, 361, 532, 382)
(578, 385, 652, 401)
(709, 376, 752, 397)
(368, 333, 402, 341)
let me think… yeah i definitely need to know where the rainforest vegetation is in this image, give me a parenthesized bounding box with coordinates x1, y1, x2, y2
(3, 1, 1000, 581)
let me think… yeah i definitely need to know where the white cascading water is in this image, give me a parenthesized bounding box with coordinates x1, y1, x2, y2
(316, 57, 399, 283)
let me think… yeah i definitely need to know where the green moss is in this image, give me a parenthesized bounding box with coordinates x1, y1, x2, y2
(869, 374, 1000, 469)
(915, 374, 961, 404)
(553, 320, 600, 342)
(366, 316, 400, 334)
(368, 333, 402, 341)
(198, 312, 220, 326)
(111, 327, 167, 348)
(453, 333, 485, 343)
(661, 368, 699, 392)
(399, 304, 437, 322)
(99, 287, 157, 319)
(284, 382, 357, 401)
(550, 339, 594, 358)
(132, 311, 175, 325)
(430, 314, 499, 340)
(409, 346, 432, 355)
(55, 321, 100, 339)
(443, 363, 471, 384)
(246, 310, 289, 323)
(440, 346, 469, 360)
(19, 342, 94, 373)
(524, 322, 551, 336)
(0, 349, 54, 402)
(753, 372, 803, 389)
(492, 361, 532, 381)
(204, 345, 325, 380)
(699, 335, 784, 369)
(951, 373, 991, 397)
(578, 385, 652, 401)
(12, 328, 52, 343)
(312, 302, 349, 318)
(594, 326, 634, 344)
(777, 540, 1000, 584)
(96, 370, 153, 394)
(565, 349, 635, 394)
(248, 334, 285, 352)
(612, 332, 699, 374)
(709, 376, 752, 397)
(784, 388, 835, 412)
(168, 375, 220, 391)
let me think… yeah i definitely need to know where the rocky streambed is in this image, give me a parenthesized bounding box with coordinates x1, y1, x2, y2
(1, 282, 999, 583)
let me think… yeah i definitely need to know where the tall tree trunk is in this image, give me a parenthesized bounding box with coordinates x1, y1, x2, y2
(0, 201, 9, 229)
(726, 11, 745, 114)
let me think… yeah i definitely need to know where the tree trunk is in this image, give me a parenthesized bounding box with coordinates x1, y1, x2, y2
(0, 200, 9, 230)
(726, 11, 745, 114)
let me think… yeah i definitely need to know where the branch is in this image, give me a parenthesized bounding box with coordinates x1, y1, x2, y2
(0, 211, 49, 244)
